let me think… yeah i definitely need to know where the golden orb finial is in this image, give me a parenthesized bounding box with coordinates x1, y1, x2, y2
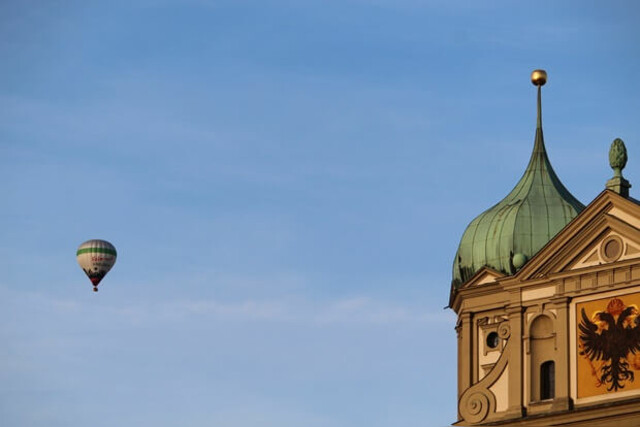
(531, 69, 547, 86)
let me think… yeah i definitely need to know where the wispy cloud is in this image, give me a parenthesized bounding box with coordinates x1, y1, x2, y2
(315, 296, 449, 324)
(172, 299, 289, 320)
(0, 285, 453, 327)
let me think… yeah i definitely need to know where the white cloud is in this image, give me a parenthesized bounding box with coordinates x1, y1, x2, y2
(172, 299, 289, 320)
(0, 285, 453, 328)
(314, 295, 450, 324)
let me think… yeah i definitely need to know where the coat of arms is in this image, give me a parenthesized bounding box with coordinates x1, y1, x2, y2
(578, 297, 640, 392)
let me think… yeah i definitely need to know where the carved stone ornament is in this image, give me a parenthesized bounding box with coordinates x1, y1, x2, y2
(498, 322, 511, 339)
(600, 235, 624, 263)
(458, 321, 512, 424)
(609, 138, 628, 178)
(459, 389, 495, 424)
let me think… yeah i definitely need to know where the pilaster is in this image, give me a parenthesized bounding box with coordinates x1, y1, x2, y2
(458, 311, 473, 401)
(505, 304, 525, 418)
(549, 295, 573, 411)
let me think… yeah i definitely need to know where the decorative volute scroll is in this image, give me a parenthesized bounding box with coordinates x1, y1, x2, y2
(458, 321, 512, 424)
(498, 322, 511, 340)
(459, 388, 495, 424)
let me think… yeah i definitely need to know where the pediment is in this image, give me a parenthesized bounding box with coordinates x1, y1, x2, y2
(459, 266, 505, 289)
(569, 229, 640, 270)
(516, 191, 640, 280)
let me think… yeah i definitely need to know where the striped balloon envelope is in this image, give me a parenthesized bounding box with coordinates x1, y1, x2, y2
(76, 239, 117, 292)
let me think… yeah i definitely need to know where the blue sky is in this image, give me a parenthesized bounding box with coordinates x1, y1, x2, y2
(1, 1, 639, 426)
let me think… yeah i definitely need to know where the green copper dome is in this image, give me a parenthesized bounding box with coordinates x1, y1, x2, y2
(452, 80, 584, 289)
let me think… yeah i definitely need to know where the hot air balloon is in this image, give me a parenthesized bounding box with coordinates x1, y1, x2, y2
(76, 239, 117, 292)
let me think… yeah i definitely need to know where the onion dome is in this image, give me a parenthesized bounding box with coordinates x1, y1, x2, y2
(451, 70, 585, 289)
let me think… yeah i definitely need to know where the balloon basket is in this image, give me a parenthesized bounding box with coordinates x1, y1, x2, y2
(93, 287, 98, 292)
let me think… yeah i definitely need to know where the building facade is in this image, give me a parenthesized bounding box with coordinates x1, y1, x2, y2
(450, 70, 640, 426)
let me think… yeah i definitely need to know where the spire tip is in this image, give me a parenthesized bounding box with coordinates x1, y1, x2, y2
(531, 69, 547, 86)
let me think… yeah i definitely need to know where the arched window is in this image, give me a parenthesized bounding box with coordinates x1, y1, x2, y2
(540, 360, 555, 400)
(529, 315, 555, 402)
(530, 315, 553, 337)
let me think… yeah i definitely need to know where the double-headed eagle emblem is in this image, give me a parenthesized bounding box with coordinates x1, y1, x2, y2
(579, 298, 640, 392)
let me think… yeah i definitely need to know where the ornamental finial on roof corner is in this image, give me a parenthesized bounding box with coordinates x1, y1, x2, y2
(607, 138, 631, 197)
(609, 138, 628, 177)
